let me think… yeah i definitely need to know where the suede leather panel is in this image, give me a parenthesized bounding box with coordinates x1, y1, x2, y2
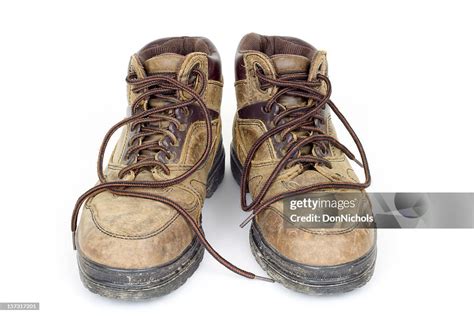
(77, 210, 194, 269)
(204, 81, 223, 113)
(234, 51, 277, 108)
(144, 53, 185, 73)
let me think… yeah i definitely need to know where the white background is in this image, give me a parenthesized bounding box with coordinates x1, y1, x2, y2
(0, 0, 473, 315)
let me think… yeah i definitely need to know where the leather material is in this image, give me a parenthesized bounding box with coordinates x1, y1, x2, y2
(119, 104, 219, 165)
(271, 54, 310, 74)
(143, 53, 185, 74)
(233, 33, 375, 266)
(77, 37, 223, 269)
(237, 102, 294, 158)
(234, 51, 278, 108)
(235, 53, 246, 81)
(137, 36, 222, 81)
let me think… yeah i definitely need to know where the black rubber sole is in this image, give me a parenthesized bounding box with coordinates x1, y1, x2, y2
(77, 143, 225, 300)
(231, 144, 376, 295)
(250, 224, 376, 295)
(78, 237, 205, 300)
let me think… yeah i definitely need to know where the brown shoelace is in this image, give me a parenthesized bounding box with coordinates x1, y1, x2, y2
(71, 69, 273, 282)
(239, 71, 371, 227)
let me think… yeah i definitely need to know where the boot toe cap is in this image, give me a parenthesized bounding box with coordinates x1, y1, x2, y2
(76, 192, 197, 269)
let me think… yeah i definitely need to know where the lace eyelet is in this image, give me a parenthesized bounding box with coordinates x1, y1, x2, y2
(188, 64, 203, 91)
(254, 63, 269, 93)
(165, 151, 176, 161)
(124, 152, 136, 164)
(254, 62, 264, 76)
(262, 104, 271, 114)
(314, 117, 324, 127)
(171, 139, 179, 147)
(319, 147, 326, 156)
(181, 107, 192, 117)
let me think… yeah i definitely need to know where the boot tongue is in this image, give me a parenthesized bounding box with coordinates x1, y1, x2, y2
(271, 54, 310, 108)
(136, 53, 187, 168)
(141, 53, 186, 109)
(271, 54, 314, 156)
(143, 53, 185, 75)
(271, 54, 310, 75)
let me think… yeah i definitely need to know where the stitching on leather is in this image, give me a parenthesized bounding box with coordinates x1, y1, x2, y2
(204, 83, 222, 113)
(325, 116, 345, 162)
(181, 120, 219, 166)
(234, 80, 246, 88)
(87, 185, 200, 239)
(251, 160, 277, 168)
(208, 80, 223, 87)
(189, 179, 207, 205)
(244, 52, 276, 78)
(346, 168, 359, 182)
(237, 119, 276, 160)
(244, 52, 277, 102)
(88, 205, 198, 240)
(248, 175, 263, 192)
(88, 205, 184, 240)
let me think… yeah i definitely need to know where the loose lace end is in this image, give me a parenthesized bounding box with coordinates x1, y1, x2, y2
(353, 158, 363, 168)
(254, 275, 275, 283)
(239, 213, 256, 228)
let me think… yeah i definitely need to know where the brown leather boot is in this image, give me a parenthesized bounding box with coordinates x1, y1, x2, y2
(71, 37, 233, 300)
(231, 33, 376, 294)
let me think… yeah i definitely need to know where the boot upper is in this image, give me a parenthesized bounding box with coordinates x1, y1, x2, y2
(233, 33, 375, 266)
(76, 37, 223, 269)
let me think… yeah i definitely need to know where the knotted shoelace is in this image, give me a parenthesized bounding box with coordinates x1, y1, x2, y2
(71, 69, 273, 282)
(239, 70, 371, 227)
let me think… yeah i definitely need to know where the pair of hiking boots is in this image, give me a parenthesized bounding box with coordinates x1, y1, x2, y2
(72, 33, 376, 299)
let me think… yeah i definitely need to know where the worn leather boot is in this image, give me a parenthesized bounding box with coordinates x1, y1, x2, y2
(231, 33, 376, 294)
(71, 37, 229, 299)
